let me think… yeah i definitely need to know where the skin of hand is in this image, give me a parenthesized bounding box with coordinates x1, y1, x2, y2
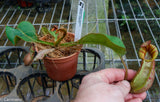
(74, 68, 147, 102)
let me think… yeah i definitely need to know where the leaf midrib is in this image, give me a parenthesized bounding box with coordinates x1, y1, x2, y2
(17, 28, 54, 46)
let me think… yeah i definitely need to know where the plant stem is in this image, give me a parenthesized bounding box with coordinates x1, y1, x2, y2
(37, 40, 54, 46)
(120, 57, 128, 80)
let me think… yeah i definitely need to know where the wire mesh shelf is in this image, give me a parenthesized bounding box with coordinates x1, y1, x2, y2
(0, 0, 160, 102)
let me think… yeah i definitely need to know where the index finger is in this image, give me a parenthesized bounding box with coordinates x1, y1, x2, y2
(97, 68, 136, 83)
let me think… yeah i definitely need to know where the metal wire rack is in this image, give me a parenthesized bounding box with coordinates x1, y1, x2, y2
(0, 0, 160, 102)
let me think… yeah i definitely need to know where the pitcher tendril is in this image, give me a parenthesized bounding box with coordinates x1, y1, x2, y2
(120, 57, 128, 80)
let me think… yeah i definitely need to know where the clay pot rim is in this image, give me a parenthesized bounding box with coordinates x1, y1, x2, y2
(44, 50, 81, 61)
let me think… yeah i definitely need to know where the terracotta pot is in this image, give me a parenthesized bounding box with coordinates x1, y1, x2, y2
(44, 51, 80, 81)
(37, 32, 81, 81)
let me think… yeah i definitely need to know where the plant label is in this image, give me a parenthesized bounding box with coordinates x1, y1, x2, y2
(75, 0, 85, 41)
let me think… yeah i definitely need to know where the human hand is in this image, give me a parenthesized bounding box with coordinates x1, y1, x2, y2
(74, 68, 146, 102)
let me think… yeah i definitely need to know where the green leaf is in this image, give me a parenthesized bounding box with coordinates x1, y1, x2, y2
(6, 26, 21, 45)
(17, 21, 37, 39)
(78, 33, 126, 57)
(41, 27, 58, 41)
(5, 21, 54, 46)
(41, 27, 50, 35)
(48, 30, 58, 41)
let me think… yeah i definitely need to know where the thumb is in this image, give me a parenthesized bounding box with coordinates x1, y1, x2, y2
(115, 80, 131, 97)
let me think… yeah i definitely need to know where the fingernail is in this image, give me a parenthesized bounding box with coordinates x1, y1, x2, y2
(122, 80, 130, 88)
